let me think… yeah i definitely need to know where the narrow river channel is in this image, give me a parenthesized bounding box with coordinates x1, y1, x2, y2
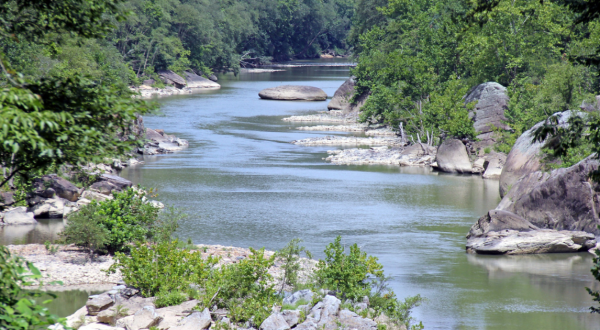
(3, 59, 599, 329)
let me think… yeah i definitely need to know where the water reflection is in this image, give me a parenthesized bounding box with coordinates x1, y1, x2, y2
(0, 218, 65, 245)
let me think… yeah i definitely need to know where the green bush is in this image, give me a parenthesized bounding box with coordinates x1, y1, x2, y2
(0, 246, 65, 330)
(109, 240, 218, 299)
(61, 188, 181, 253)
(275, 239, 312, 293)
(200, 248, 280, 325)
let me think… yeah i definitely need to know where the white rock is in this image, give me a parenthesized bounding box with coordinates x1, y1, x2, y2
(2, 207, 36, 225)
(259, 313, 291, 330)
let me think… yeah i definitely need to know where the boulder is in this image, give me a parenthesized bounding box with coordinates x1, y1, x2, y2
(1, 207, 36, 225)
(30, 197, 70, 218)
(87, 294, 114, 316)
(435, 139, 472, 173)
(209, 74, 218, 82)
(158, 70, 186, 89)
(328, 77, 368, 113)
(82, 190, 113, 202)
(155, 300, 198, 329)
(184, 71, 220, 89)
(283, 289, 314, 306)
(468, 210, 539, 238)
(116, 306, 162, 330)
(31, 174, 80, 202)
(482, 152, 507, 179)
(337, 309, 377, 330)
(260, 313, 291, 330)
(90, 174, 133, 195)
(499, 110, 576, 197)
(0, 192, 15, 206)
(79, 324, 124, 330)
(466, 229, 596, 254)
(317, 295, 341, 328)
(464, 82, 511, 141)
(142, 128, 189, 155)
(295, 320, 318, 330)
(498, 157, 600, 234)
(169, 308, 212, 330)
(259, 85, 327, 101)
(281, 310, 301, 328)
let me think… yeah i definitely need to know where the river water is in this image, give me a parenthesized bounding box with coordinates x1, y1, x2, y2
(3, 59, 599, 329)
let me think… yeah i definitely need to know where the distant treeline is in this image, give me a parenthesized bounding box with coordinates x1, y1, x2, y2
(3, 0, 356, 86)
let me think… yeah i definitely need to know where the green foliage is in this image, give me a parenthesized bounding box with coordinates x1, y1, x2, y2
(275, 238, 312, 293)
(314, 236, 384, 300)
(201, 248, 280, 325)
(588, 249, 600, 313)
(61, 188, 178, 254)
(155, 290, 188, 309)
(0, 246, 66, 330)
(110, 240, 218, 298)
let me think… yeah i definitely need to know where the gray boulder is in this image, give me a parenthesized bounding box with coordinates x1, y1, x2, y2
(87, 294, 114, 316)
(1, 207, 36, 225)
(295, 320, 318, 330)
(482, 152, 507, 179)
(158, 70, 186, 88)
(283, 289, 313, 306)
(317, 295, 341, 328)
(327, 77, 368, 112)
(466, 229, 596, 254)
(464, 82, 511, 141)
(435, 139, 473, 173)
(499, 110, 576, 197)
(30, 197, 71, 218)
(184, 71, 220, 89)
(30, 174, 80, 202)
(281, 310, 301, 328)
(259, 85, 327, 101)
(116, 306, 162, 330)
(260, 313, 291, 330)
(0, 192, 15, 207)
(90, 174, 133, 195)
(170, 308, 211, 330)
(337, 309, 377, 330)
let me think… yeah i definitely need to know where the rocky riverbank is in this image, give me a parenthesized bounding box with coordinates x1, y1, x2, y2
(131, 70, 221, 99)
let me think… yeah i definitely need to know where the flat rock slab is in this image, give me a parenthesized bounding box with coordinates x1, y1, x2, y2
(466, 229, 596, 254)
(259, 85, 327, 101)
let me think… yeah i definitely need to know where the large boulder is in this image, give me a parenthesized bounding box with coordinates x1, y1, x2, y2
(30, 197, 72, 218)
(30, 174, 80, 202)
(435, 139, 473, 173)
(157, 70, 186, 89)
(184, 71, 220, 89)
(259, 85, 327, 101)
(327, 77, 368, 112)
(482, 152, 507, 179)
(499, 110, 576, 197)
(1, 207, 36, 225)
(90, 174, 133, 195)
(0, 192, 15, 207)
(464, 82, 511, 141)
(260, 313, 291, 330)
(169, 308, 211, 330)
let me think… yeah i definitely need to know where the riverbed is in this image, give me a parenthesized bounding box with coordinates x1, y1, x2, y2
(2, 59, 599, 329)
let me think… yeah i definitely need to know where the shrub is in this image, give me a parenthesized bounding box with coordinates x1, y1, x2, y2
(200, 248, 280, 325)
(275, 238, 312, 293)
(61, 188, 180, 253)
(0, 246, 65, 329)
(109, 240, 218, 299)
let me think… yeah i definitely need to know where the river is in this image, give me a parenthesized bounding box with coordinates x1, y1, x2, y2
(3, 59, 599, 329)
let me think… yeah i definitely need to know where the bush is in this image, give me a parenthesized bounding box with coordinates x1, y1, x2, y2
(0, 246, 65, 329)
(275, 238, 312, 293)
(61, 188, 180, 253)
(200, 248, 280, 325)
(109, 240, 218, 299)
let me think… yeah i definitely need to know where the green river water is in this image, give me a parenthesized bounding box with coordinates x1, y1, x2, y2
(2, 59, 599, 329)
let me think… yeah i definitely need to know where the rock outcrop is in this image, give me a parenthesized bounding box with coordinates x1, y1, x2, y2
(184, 71, 221, 89)
(327, 77, 368, 112)
(158, 70, 187, 88)
(435, 139, 472, 173)
(140, 128, 189, 155)
(482, 152, 507, 179)
(467, 157, 600, 254)
(259, 85, 327, 101)
(30, 174, 81, 202)
(499, 110, 576, 197)
(89, 174, 133, 195)
(464, 82, 511, 141)
(0, 207, 37, 225)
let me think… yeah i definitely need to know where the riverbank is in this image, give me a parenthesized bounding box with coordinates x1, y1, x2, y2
(8, 244, 316, 290)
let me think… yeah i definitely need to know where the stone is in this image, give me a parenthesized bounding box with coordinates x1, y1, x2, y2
(170, 308, 212, 330)
(158, 70, 187, 88)
(111, 296, 155, 317)
(260, 313, 291, 330)
(497, 157, 600, 234)
(374, 314, 406, 330)
(258, 85, 327, 101)
(283, 289, 314, 306)
(30, 197, 68, 218)
(337, 309, 377, 330)
(327, 77, 367, 112)
(482, 152, 506, 179)
(353, 302, 368, 313)
(464, 82, 511, 141)
(466, 229, 596, 254)
(0, 191, 15, 206)
(307, 302, 323, 322)
(467, 210, 539, 238)
(317, 295, 341, 327)
(155, 300, 198, 329)
(116, 306, 162, 330)
(472, 158, 486, 174)
(294, 320, 318, 330)
(435, 139, 473, 174)
(97, 308, 117, 325)
(30, 174, 80, 202)
(66, 306, 88, 328)
(79, 324, 125, 330)
(87, 294, 114, 316)
(209, 74, 218, 82)
(499, 110, 577, 197)
(143, 79, 155, 86)
(90, 174, 133, 195)
(184, 71, 220, 89)
(1, 207, 36, 225)
(82, 190, 113, 202)
(281, 310, 301, 327)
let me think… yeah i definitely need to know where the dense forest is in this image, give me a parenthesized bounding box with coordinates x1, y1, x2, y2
(2, 0, 356, 86)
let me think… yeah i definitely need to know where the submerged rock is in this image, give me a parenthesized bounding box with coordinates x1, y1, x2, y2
(259, 85, 327, 101)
